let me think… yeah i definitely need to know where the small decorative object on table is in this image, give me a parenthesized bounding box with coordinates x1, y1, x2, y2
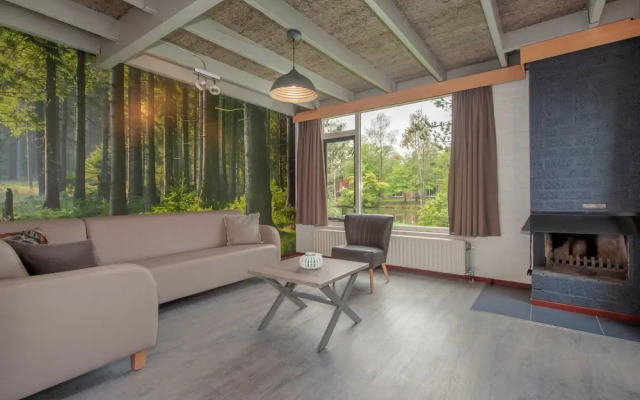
(299, 252, 323, 270)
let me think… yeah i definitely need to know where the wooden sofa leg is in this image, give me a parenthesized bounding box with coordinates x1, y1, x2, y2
(130, 350, 148, 371)
(382, 263, 389, 283)
(369, 269, 374, 294)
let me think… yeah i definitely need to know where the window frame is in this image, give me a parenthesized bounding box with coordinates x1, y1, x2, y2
(324, 135, 356, 220)
(321, 108, 448, 233)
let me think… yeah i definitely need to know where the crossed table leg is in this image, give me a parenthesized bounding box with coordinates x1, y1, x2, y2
(257, 272, 361, 352)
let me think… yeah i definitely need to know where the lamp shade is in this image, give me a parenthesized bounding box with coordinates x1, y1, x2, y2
(270, 67, 318, 103)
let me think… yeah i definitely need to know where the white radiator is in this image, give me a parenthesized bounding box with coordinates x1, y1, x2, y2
(313, 229, 469, 275)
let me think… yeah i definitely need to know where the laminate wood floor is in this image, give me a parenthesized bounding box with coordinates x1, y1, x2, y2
(27, 271, 640, 400)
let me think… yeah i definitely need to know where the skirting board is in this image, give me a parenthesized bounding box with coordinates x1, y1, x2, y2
(530, 298, 640, 325)
(385, 264, 532, 289)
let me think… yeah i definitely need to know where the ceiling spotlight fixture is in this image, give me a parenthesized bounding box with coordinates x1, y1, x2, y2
(270, 29, 318, 103)
(194, 67, 221, 95)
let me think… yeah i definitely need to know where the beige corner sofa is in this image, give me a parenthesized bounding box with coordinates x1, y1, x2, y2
(0, 210, 280, 400)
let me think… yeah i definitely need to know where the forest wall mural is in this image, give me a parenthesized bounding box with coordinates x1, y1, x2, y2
(0, 27, 296, 254)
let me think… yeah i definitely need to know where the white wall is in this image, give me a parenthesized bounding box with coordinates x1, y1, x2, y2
(296, 76, 531, 283)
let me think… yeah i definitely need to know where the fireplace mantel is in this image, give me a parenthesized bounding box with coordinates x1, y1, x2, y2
(521, 212, 640, 235)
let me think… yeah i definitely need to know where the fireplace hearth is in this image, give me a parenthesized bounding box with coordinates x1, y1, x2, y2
(522, 212, 640, 315)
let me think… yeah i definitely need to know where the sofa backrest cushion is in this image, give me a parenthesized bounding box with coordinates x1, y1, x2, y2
(84, 210, 242, 264)
(0, 240, 28, 280)
(0, 218, 87, 244)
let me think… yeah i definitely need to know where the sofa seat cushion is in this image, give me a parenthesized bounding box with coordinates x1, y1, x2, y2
(331, 245, 384, 269)
(135, 244, 278, 304)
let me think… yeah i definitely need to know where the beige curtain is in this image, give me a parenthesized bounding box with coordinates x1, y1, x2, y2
(448, 86, 500, 237)
(296, 119, 328, 226)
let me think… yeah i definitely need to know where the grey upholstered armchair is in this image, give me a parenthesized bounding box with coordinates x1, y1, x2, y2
(331, 214, 394, 293)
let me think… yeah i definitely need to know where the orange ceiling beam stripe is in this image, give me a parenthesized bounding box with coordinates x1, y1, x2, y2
(293, 66, 524, 123)
(520, 18, 640, 66)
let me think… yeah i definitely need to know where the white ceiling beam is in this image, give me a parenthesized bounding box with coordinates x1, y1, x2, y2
(145, 41, 314, 109)
(503, 0, 640, 52)
(96, 0, 225, 69)
(185, 19, 354, 102)
(127, 54, 299, 116)
(122, 0, 158, 14)
(480, 0, 508, 67)
(361, 0, 446, 80)
(588, 0, 607, 26)
(0, 1, 101, 53)
(5, 0, 119, 40)
(243, 0, 395, 93)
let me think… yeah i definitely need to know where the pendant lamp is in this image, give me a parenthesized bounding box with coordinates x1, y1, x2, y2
(270, 29, 318, 103)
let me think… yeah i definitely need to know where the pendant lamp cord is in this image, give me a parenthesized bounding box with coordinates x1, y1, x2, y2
(292, 38, 296, 69)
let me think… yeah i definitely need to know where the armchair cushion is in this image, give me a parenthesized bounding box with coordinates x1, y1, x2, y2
(331, 244, 385, 269)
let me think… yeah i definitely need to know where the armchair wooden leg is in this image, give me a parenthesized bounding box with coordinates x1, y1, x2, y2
(382, 263, 389, 283)
(369, 269, 374, 294)
(130, 350, 148, 371)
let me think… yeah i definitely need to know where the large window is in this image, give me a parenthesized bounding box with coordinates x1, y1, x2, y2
(323, 97, 451, 227)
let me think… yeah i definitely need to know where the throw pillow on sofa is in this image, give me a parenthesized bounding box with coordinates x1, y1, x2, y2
(5, 239, 100, 275)
(224, 213, 263, 245)
(0, 228, 48, 244)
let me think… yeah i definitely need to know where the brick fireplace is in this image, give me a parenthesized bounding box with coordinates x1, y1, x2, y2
(527, 37, 640, 316)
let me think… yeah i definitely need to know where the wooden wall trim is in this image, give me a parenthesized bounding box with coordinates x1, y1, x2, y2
(292, 65, 524, 123)
(293, 18, 640, 124)
(520, 18, 640, 66)
(531, 298, 640, 325)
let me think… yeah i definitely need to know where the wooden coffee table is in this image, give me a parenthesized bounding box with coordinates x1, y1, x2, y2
(248, 257, 368, 352)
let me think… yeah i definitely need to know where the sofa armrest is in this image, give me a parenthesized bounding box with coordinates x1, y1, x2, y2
(0, 264, 158, 400)
(260, 225, 281, 260)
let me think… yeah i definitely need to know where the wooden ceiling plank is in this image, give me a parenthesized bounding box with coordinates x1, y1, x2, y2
(127, 54, 298, 115)
(0, 1, 101, 53)
(5, 0, 119, 40)
(185, 19, 354, 102)
(588, 0, 607, 26)
(145, 41, 314, 109)
(361, 0, 446, 80)
(96, 0, 224, 69)
(480, 0, 508, 67)
(243, 0, 395, 93)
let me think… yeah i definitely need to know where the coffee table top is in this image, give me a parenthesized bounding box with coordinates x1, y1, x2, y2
(248, 257, 368, 288)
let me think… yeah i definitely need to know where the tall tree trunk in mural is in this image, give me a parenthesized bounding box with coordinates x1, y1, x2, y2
(244, 103, 273, 225)
(163, 78, 176, 194)
(182, 86, 190, 186)
(228, 98, 237, 200)
(43, 45, 60, 209)
(200, 92, 220, 204)
(35, 101, 45, 196)
(110, 64, 128, 216)
(145, 73, 159, 207)
(74, 50, 86, 200)
(219, 97, 228, 201)
(193, 91, 200, 189)
(286, 116, 295, 207)
(129, 67, 143, 199)
(59, 96, 68, 191)
(198, 91, 204, 190)
(99, 90, 110, 200)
